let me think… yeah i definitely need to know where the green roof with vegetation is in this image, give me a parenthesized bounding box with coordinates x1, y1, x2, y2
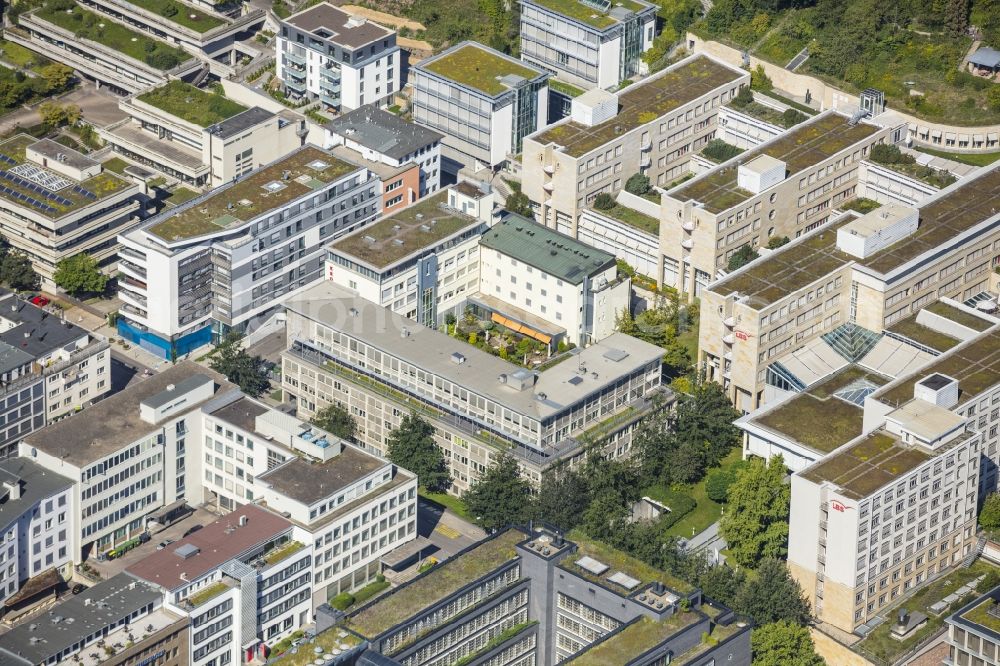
(533, 56, 743, 157)
(264, 540, 304, 565)
(187, 581, 230, 607)
(563, 529, 694, 594)
(592, 203, 660, 236)
(330, 190, 483, 268)
(925, 300, 993, 332)
(137, 80, 248, 127)
(753, 366, 888, 453)
(525, 0, 652, 29)
(140, 0, 226, 32)
(344, 529, 524, 639)
(565, 614, 699, 666)
(271, 627, 364, 666)
(0, 134, 131, 219)
(35, 2, 191, 71)
(709, 213, 856, 307)
(877, 329, 1000, 408)
(421, 43, 544, 96)
(148, 147, 357, 243)
(800, 430, 935, 499)
(887, 314, 960, 352)
(671, 113, 880, 213)
(961, 598, 1000, 634)
(548, 79, 586, 98)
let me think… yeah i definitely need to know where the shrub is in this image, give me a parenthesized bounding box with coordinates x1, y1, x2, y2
(727, 245, 759, 271)
(701, 139, 743, 163)
(593, 193, 615, 210)
(750, 64, 772, 92)
(330, 592, 355, 610)
(781, 108, 808, 128)
(653, 489, 697, 529)
(869, 143, 915, 166)
(766, 236, 790, 249)
(625, 173, 651, 195)
(731, 86, 754, 108)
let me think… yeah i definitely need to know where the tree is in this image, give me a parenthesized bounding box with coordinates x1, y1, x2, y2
(54, 253, 107, 296)
(980, 492, 1000, 532)
(311, 403, 357, 441)
(731, 85, 754, 108)
(735, 558, 811, 625)
(533, 466, 590, 530)
(40, 63, 73, 93)
(751, 621, 826, 666)
(0, 252, 39, 291)
(463, 452, 532, 531)
(751, 64, 772, 91)
(209, 333, 271, 397)
(987, 86, 1000, 113)
(505, 190, 533, 217)
(727, 244, 759, 271)
(705, 465, 741, 502)
(945, 0, 969, 36)
(719, 456, 790, 567)
(386, 412, 451, 492)
(593, 192, 615, 210)
(696, 564, 747, 609)
(625, 173, 651, 196)
(39, 101, 68, 128)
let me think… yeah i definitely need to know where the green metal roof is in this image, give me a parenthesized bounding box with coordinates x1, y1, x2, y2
(480, 215, 616, 284)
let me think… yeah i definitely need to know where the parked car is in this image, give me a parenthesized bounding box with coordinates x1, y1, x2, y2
(71, 583, 85, 594)
(156, 539, 174, 551)
(138, 532, 151, 544)
(29, 295, 49, 307)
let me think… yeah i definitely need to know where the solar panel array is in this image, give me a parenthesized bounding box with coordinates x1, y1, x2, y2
(0, 155, 16, 166)
(73, 184, 96, 200)
(10, 163, 72, 191)
(0, 184, 57, 214)
(0, 171, 73, 207)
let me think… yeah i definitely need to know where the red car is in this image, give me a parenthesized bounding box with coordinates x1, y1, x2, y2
(29, 295, 49, 307)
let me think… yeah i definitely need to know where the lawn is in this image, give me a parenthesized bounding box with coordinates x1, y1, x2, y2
(596, 203, 660, 236)
(164, 186, 200, 207)
(659, 448, 743, 539)
(419, 489, 473, 522)
(422, 44, 540, 96)
(0, 39, 49, 71)
(549, 79, 585, 98)
(140, 0, 225, 33)
(137, 80, 247, 127)
(913, 145, 1000, 167)
(855, 560, 997, 665)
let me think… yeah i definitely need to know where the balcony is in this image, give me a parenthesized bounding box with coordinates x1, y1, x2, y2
(543, 165, 555, 175)
(681, 239, 693, 250)
(723, 316, 736, 328)
(722, 334, 734, 345)
(282, 49, 305, 65)
(285, 78, 306, 93)
(682, 221, 695, 232)
(543, 181, 554, 192)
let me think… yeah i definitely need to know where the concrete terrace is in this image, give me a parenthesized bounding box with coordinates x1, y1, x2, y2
(419, 43, 545, 97)
(533, 56, 743, 157)
(525, 0, 652, 29)
(671, 113, 880, 213)
(147, 147, 359, 243)
(330, 190, 482, 269)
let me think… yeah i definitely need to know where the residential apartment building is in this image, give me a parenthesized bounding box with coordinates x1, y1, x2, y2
(522, 54, 747, 236)
(945, 584, 1000, 666)
(277, 527, 750, 666)
(700, 162, 1000, 412)
(116, 145, 381, 359)
(326, 184, 494, 327)
(0, 135, 142, 287)
(476, 215, 630, 345)
(101, 82, 306, 189)
(281, 281, 666, 492)
(413, 42, 550, 173)
(519, 0, 656, 90)
(277, 1, 401, 112)
(0, 459, 73, 610)
(325, 104, 444, 198)
(0, 573, 188, 666)
(128, 504, 314, 666)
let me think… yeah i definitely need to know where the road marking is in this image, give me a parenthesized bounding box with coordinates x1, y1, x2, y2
(434, 524, 461, 539)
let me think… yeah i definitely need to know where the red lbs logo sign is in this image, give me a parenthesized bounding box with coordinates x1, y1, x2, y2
(735, 330, 751, 341)
(831, 500, 852, 512)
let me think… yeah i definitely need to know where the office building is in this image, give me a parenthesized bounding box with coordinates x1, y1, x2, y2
(326, 184, 493, 327)
(413, 42, 550, 173)
(523, 54, 747, 236)
(325, 104, 444, 198)
(277, 1, 401, 112)
(945, 584, 1000, 666)
(281, 281, 666, 491)
(0, 135, 142, 287)
(101, 82, 306, 189)
(519, 0, 657, 90)
(116, 145, 381, 359)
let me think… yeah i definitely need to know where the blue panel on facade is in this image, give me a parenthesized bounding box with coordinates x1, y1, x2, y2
(117, 319, 211, 360)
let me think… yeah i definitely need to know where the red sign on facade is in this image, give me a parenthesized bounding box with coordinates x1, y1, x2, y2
(735, 330, 750, 341)
(831, 500, 852, 512)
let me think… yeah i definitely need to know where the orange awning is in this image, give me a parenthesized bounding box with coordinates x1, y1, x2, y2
(491, 313, 552, 344)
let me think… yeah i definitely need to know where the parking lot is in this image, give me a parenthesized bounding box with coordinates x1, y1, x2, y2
(85, 506, 219, 580)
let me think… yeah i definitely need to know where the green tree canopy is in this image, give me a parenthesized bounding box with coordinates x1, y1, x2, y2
(463, 452, 533, 532)
(727, 244, 759, 271)
(751, 621, 826, 666)
(209, 333, 271, 397)
(40, 63, 74, 93)
(980, 492, 1000, 532)
(54, 253, 107, 296)
(625, 173, 651, 195)
(0, 252, 39, 292)
(505, 190, 533, 217)
(719, 456, 791, 567)
(385, 412, 451, 492)
(736, 558, 812, 625)
(533, 466, 590, 531)
(311, 403, 357, 441)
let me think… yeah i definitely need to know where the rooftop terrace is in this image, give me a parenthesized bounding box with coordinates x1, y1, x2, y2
(344, 529, 524, 639)
(887, 314, 961, 353)
(858, 166, 1000, 275)
(752, 366, 888, 453)
(591, 202, 660, 236)
(0, 134, 131, 219)
(565, 614, 700, 666)
(136, 80, 248, 127)
(709, 212, 857, 308)
(877, 328, 1000, 408)
(147, 147, 358, 243)
(960, 598, 1000, 635)
(420, 43, 544, 96)
(671, 113, 880, 213)
(329, 190, 483, 268)
(533, 56, 743, 158)
(525, 0, 652, 29)
(270, 627, 364, 666)
(925, 300, 994, 332)
(800, 431, 934, 500)
(563, 529, 694, 594)
(140, 0, 226, 32)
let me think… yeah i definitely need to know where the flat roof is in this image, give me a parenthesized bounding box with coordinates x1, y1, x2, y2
(0, 135, 132, 219)
(671, 113, 881, 213)
(750, 365, 889, 454)
(345, 529, 524, 639)
(523, 0, 654, 29)
(565, 614, 699, 666)
(954, 593, 1000, 639)
(0, 459, 72, 532)
(887, 314, 961, 352)
(135, 80, 248, 128)
(418, 42, 546, 97)
(257, 449, 390, 505)
(708, 212, 857, 308)
(562, 529, 694, 594)
(0, 574, 163, 666)
(326, 104, 443, 160)
(532, 55, 743, 158)
(876, 327, 1000, 408)
(800, 430, 936, 500)
(23, 362, 232, 467)
(283, 282, 665, 421)
(126, 504, 291, 591)
(0, 298, 92, 359)
(28, 138, 97, 171)
(329, 189, 484, 269)
(480, 215, 616, 284)
(146, 146, 360, 243)
(858, 167, 1000, 275)
(207, 106, 276, 139)
(285, 1, 394, 49)
(924, 301, 994, 332)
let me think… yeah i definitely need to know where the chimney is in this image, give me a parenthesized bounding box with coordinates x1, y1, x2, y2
(239, 515, 248, 527)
